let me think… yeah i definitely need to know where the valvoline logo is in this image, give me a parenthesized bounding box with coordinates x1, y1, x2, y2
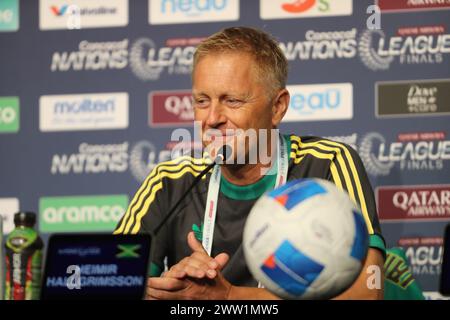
(282, 0, 316, 13)
(50, 5, 68, 16)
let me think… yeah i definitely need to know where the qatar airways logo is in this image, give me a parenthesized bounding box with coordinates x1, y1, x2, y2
(377, 185, 450, 222)
(149, 90, 194, 127)
(359, 25, 450, 70)
(358, 131, 450, 176)
(377, 0, 450, 12)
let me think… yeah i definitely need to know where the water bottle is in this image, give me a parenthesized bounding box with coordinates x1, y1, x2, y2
(4, 212, 43, 300)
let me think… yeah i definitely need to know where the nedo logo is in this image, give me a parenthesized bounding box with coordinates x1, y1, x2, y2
(284, 83, 353, 122)
(292, 88, 340, 113)
(161, 0, 228, 14)
(149, 0, 239, 24)
(359, 25, 450, 71)
(358, 131, 450, 177)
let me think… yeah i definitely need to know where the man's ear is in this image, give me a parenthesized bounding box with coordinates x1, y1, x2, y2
(271, 88, 290, 127)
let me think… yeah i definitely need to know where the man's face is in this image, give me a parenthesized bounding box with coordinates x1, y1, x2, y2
(192, 52, 275, 163)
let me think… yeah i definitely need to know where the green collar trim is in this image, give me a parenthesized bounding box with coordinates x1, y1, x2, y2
(220, 134, 291, 200)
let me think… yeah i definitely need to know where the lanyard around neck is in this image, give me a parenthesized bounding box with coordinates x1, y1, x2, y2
(202, 133, 289, 256)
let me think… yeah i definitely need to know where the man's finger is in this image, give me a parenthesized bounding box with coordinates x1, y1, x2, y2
(187, 231, 207, 253)
(214, 252, 230, 270)
(165, 265, 186, 279)
(147, 287, 183, 300)
(147, 277, 187, 291)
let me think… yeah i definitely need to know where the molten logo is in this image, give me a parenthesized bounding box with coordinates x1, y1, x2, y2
(50, 5, 68, 16)
(282, 0, 315, 13)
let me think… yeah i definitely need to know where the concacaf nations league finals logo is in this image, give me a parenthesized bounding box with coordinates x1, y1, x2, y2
(358, 131, 449, 177)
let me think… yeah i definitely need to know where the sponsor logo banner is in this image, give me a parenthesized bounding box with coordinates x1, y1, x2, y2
(50, 37, 200, 81)
(149, 90, 193, 127)
(50, 142, 130, 175)
(358, 131, 449, 177)
(260, 0, 352, 20)
(39, 92, 128, 132)
(39, 0, 128, 30)
(0, 96, 19, 133)
(0, 0, 18, 32)
(400, 237, 442, 279)
(39, 195, 128, 232)
(49, 139, 202, 183)
(359, 25, 450, 71)
(377, 0, 450, 12)
(0, 197, 19, 234)
(280, 28, 358, 62)
(283, 83, 353, 122)
(376, 79, 450, 117)
(149, 0, 239, 25)
(281, 25, 450, 70)
(377, 185, 450, 222)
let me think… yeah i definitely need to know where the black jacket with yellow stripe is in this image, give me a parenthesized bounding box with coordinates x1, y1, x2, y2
(114, 134, 386, 285)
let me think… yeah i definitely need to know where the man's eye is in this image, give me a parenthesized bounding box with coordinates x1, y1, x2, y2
(225, 99, 242, 107)
(194, 99, 209, 108)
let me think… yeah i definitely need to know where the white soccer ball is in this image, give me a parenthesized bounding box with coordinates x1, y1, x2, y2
(243, 178, 369, 300)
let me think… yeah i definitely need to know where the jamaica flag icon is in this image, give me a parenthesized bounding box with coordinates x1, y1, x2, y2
(116, 244, 141, 259)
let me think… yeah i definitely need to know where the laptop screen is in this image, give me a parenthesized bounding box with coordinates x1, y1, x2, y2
(41, 233, 151, 300)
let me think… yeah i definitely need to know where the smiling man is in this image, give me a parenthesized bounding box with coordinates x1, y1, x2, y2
(114, 27, 385, 300)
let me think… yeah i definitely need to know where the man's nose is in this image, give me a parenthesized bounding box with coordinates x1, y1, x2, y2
(205, 100, 227, 128)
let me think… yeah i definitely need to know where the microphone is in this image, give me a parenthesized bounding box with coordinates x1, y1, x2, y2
(150, 145, 229, 236)
(134, 145, 229, 276)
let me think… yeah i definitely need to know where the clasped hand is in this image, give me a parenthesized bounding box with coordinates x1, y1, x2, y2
(146, 232, 232, 300)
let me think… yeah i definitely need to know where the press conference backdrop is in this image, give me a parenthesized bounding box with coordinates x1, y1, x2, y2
(0, 0, 449, 299)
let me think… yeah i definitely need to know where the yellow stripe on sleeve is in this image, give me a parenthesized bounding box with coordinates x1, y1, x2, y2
(291, 136, 374, 234)
(115, 157, 207, 234)
(130, 166, 206, 234)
